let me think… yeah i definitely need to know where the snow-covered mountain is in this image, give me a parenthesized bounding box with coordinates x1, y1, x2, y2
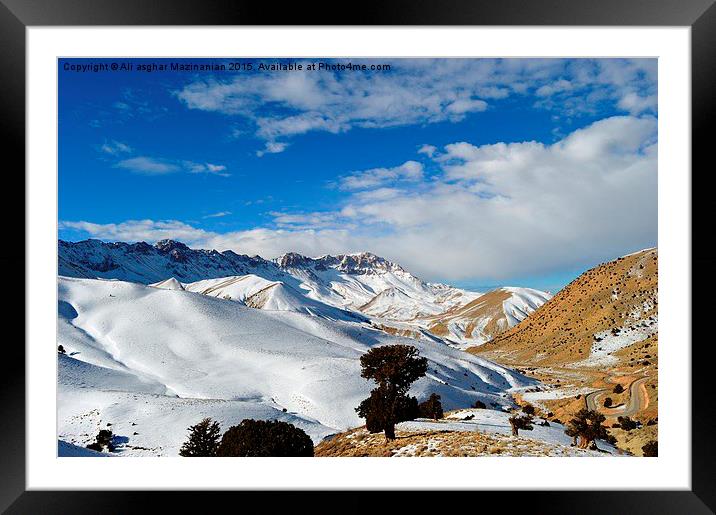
(59, 239, 280, 284)
(59, 239, 550, 346)
(178, 274, 366, 322)
(422, 287, 553, 349)
(57, 276, 535, 456)
(272, 251, 480, 318)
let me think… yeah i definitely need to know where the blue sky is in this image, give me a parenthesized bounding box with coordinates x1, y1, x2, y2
(59, 58, 657, 292)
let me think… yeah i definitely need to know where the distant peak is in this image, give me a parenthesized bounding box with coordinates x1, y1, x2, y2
(333, 252, 405, 275)
(274, 250, 404, 275)
(276, 252, 314, 268)
(154, 239, 190, 253)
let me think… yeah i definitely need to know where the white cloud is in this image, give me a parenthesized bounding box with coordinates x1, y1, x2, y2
(109, 151, 230, 177)
(352, 188, 403, 202)
(66, 115, 657, 283)
(256, 141, 289, 157)
(445, 98, 488, 114)
(337, 161, 424, 191)
(417, 144, 437, 158)
(184, 161, 231, 177)
(269, 211, 342, 230)
(74, 60, 658, 162)
(617, 92, 658, 115)
(173, 58, 657, 155)
(115, 157, 180, 175)
(202, 211, 232, 219)
(535, 78, 573, 97)
(207, 163, 227, 173)
(59, 219, 209, 243)
(99, 140, 132, 155)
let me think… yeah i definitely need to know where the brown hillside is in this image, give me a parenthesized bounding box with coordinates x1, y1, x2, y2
(315, 425, 608, 457)
(471, 248, 657, 367)
(426, 288, 512, 341)
(470, 249, 658, 455)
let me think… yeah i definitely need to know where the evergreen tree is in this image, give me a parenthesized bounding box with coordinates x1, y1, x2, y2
(86, 428, 114, 453)
(565, 409, 609, 449)
(179, 417, 221, 457)
(96, 429, 115, 452)
(508, 414, 534, 436)
(216, 419, 313, 457)
(418, 393, 444, 420)
(355, 345, 428, 441)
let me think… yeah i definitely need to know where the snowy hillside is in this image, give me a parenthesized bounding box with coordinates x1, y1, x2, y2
(421, 287, 552, 349)
(274, 251, 480, 318)
(181, 274, 366, 322)
(59, 239, 550, 346)
(57, 276, 535, 456)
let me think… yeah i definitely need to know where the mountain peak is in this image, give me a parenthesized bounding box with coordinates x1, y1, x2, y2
(334, 252, 404, 275)
(154, 239, 190, 253)
(274, 250, 405, 275)
(276, 252, 313, 268)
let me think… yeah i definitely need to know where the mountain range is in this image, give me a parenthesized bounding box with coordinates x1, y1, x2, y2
(59, 239, 551, 346)
(56, 239, 657, 457)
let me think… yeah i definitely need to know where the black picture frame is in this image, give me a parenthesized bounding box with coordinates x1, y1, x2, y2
(1, 0, 713, 512)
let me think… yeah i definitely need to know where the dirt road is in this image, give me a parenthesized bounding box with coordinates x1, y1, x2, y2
(585, 375, 649, 417)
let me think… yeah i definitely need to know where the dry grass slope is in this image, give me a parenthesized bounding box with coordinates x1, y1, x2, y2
(470, 249, 658, 456)
(427, 289, 512, 341)
(472, 248, 657, 366)
(315, 427, 607, 457)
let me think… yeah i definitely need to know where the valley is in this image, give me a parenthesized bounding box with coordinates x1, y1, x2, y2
(471, 248, 658, 456)
(56, 240, 658, 457)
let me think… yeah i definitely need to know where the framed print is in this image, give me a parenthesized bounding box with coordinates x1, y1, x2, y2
(2, 0, 714, 512)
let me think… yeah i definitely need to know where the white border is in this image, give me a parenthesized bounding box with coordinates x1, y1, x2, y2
(27, 27, 690, 490)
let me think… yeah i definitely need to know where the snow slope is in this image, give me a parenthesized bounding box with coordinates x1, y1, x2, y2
(57, 276, 535, 456)
(422, 287, 552, 349)
(58, 439, 111, 457)
(275, 252, 480, 320)
(183, 274, 366, 322)
(399, 408, 620, 455)
(502, 287, 553, 326)
(150, 277, 185, 291)
(59, 239, 550, 347)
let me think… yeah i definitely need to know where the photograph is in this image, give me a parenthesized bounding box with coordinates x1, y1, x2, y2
(57, 57, 658, 458)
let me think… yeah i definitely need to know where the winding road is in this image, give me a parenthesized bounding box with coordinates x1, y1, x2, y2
(585, 375, 650, 417)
